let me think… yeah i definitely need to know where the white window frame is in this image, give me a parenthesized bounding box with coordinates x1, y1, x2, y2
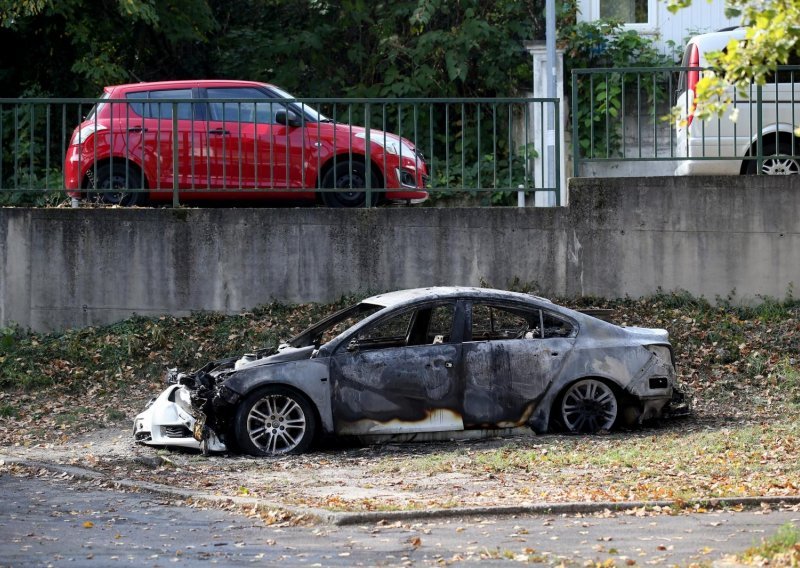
(588, 0, 658, 33)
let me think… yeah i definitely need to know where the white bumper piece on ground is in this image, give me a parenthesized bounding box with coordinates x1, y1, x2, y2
(133, 384, 226, 452)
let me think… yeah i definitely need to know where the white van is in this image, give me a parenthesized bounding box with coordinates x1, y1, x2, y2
(674, 27, 800, 175)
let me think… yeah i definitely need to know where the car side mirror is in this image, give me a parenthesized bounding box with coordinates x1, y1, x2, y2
(346, 338, 360, 352)
(274, 109, 302, 127)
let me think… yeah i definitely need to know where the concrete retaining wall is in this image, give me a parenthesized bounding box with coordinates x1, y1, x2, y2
(2, 175, 798, 332)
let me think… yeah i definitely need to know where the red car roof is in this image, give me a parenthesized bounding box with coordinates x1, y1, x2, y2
(104, 80, 275, 94)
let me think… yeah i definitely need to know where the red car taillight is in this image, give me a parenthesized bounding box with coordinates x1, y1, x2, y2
(686, 43, 700, 126)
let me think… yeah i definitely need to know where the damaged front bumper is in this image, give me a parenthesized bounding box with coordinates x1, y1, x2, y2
(133, 384, 227, 453)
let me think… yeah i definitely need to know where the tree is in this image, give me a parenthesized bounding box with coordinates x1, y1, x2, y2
(0, 0, 215, 97)
(667, 0, 800, 122)
(210, 0, 542, 98)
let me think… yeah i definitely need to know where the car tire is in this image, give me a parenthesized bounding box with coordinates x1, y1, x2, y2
(745, 141, 800, 175)
(320, 159, 379, 208)
(234, 386, 316, 456)
(557, 378, 618, 434)
(91, 163, 146, 206)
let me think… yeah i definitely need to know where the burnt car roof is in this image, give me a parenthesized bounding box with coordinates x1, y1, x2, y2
(364, 287, 553, 308)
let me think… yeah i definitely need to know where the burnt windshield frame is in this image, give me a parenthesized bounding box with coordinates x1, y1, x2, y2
(287, 302, 384, 348)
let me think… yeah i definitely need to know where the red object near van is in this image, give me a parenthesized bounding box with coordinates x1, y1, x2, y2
(64, 80, 428, 207)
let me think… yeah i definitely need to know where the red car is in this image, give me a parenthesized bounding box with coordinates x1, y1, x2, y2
(64, 80, 428, 207)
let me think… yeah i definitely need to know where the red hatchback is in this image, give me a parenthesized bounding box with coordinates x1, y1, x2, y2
(64, 80, 428, 207)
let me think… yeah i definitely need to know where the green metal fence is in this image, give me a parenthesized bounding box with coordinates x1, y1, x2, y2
(572, 66, 800, 177)
(0, 97, 561, 207)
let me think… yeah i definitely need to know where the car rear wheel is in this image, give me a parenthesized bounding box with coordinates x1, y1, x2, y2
(745, 142, 800, 175)
(321, 159, 379, 208)
(234, 387, 316, 456)
(559, 379, 618, 433)
(90, 164, 146, 206)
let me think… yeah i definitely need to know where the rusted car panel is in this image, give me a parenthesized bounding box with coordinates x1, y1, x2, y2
(133, 287, 686, 456)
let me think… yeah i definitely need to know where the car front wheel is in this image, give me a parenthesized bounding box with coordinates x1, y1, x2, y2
(559, 379, 618, 433)
(320, 159, 380, 208)
(90, 163, 145, 206)
(234, 387, 316, 456)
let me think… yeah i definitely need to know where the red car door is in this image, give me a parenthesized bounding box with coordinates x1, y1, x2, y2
(205, 87, 322, 196)
(124, 88, 202, 192)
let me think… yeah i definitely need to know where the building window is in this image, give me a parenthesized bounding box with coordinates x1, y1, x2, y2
(600, 0, 648, 23)
(588, 0, 656, 30)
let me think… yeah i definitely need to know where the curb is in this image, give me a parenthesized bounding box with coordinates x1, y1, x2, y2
(3, 454, 799, 526)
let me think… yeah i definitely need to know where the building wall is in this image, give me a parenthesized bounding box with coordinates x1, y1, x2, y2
(2, 175, 799, 332)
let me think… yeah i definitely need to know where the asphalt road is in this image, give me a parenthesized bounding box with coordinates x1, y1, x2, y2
(1, 472, 798, 567)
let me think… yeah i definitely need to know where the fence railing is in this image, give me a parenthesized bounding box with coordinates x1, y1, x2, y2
(0, 97, 561, 207)
(572, 66, 800, 177)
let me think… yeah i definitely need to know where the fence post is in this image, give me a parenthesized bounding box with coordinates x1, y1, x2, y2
(554, 98, 561, 206)
(756, 84, 763, 175)
(364, 102, 371, 208)
(172, 102, 180, 207)
(571, 71, 579, 178)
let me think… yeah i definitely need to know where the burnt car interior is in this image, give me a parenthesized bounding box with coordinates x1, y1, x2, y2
(351, 303, 456, 351)
(468, 303, 575, 341)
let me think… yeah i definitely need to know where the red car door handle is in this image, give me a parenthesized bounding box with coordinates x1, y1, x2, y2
(126, 127, 148, 133)
(209, 128, 230, 135)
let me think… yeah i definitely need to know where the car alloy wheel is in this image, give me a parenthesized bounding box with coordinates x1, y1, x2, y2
(745, 142, 800, 175)
(560, 379, 618, 433)
(235, 387, 316, 456)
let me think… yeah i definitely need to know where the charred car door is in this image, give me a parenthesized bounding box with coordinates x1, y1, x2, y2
(330, 302, 465, 435)
(461, 301, 576, 428)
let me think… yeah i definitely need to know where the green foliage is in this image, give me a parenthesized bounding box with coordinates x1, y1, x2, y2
(0, 0, 215, 97)
(211, 0, 539, 99)
(562, 19, 677, 158)
(0, 404, 17, 418)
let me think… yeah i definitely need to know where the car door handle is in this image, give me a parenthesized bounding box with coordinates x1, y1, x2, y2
(209, 128, 230, 135)
(126, 127, 148, 133)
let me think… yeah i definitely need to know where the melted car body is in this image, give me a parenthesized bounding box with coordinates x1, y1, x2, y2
(134, 287, 687, 456)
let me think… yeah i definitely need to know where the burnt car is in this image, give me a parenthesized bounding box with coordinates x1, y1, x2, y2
(134, 287, 686, 456)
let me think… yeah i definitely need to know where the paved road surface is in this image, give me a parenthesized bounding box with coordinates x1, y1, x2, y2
(1, 472, 798, 566)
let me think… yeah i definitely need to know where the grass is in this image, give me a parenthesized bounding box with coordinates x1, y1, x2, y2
(738, 523, 800, 565)
(371, 421, 800, 502)
(0, 404, 17, 418)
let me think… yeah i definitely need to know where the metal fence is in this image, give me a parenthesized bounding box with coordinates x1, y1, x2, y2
(572, 66, 800, 177)
(0, 97, 561, 207)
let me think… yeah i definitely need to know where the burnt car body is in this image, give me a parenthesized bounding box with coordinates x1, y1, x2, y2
(134, 287, 685, 456)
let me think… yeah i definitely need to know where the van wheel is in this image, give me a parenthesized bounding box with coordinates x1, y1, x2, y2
(91, 164, 145, 206)
(321, 160, 379, 208)
(745, 142, 800, 175)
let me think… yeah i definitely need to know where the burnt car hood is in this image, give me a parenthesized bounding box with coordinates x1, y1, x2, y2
(233, 345, 316, 371)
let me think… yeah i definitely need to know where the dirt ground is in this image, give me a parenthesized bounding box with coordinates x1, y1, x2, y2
(5, 410, 798, 516)
(5, 425, 562, 512)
